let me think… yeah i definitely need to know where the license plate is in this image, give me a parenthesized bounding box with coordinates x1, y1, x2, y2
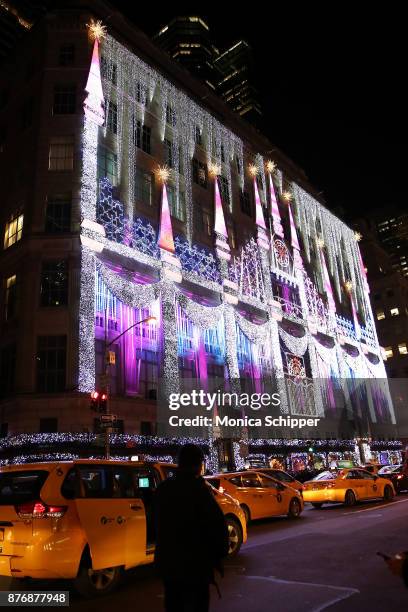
(0, 529, 3, 542)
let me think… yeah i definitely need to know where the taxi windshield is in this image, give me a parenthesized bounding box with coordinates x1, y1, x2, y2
(312, 471, 337, 481)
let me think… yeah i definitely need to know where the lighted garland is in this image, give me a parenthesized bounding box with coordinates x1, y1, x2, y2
(279, 326, 309, 356)
(80, 118, 99, 221)
(78, 246, 97, 391)
(176, 292, 224, 330)
(96, 259, 160, 308)
(234, 310, 270, 345)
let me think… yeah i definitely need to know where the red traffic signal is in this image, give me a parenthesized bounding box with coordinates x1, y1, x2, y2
(90, 390, 108, 412)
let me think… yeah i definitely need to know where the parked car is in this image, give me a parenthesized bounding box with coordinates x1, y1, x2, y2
(378, 464, 408, 493)
(206, 470, 303, 523)
(303, 468, 395, 508)
(0, 460, 247, 597)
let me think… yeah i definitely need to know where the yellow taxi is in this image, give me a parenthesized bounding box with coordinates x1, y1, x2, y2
(255, 468, 304, 495)
(205, 470, 303, 523)
(0, 460, 246, 597)
(303, 467, 395, 508)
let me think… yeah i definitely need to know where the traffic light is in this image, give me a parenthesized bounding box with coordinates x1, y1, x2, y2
(90, 391, 100, 412)
(90, 391, 108, 413)
(99, 393, 107, 413)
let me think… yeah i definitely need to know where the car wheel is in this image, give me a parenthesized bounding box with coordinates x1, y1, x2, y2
(288, 498, 301, 519)
(311, 503, 323, 509)
(383, 485, 394, 502)
(74, 564, 122, 598)
(241, 504, 250, 524)
(225, 516, 243, 557)
(345, 489, 356, 507)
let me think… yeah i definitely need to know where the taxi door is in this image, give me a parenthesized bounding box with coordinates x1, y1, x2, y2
(359, 471, 379, 499)
(74, 464, 128, 570)
(239, 473, 266, 519)
(257, 474, 285, 516)
(110, 465, 148, 569)
(344, 470, 366, 500)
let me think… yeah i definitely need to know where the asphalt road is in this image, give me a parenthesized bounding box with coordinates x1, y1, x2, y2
(1, 498, 408, 611)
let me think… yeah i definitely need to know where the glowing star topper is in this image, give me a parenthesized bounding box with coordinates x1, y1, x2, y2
(208, 162, 221, 177)
(354, 231, 362, 242)
(248, 163, 258, 177)
(155, 165, 170, 183)
(266, 160, 276, 173)
(282, 191, 293, 202)
(87, 19, 107, 41)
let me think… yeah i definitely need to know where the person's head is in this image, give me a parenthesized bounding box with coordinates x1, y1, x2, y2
(177, 444, 205, 476)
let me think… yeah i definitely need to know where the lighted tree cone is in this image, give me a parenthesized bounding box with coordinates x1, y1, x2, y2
(83, 38, 105, 126)
(158, 182, 175, 254)
(319, 245, 337, 315)
(214, 177, 231, 262)
(253, 177, 270, 251)
(268, 174, 284, 238)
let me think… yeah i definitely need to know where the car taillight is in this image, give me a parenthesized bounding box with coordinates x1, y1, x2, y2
(397, 475, 403, 480)
(15, 501, 67, 519)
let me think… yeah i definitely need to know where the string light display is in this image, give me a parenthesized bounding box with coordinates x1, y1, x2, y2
(72, 25, 394, 466)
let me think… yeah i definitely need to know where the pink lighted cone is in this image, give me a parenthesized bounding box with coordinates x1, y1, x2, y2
(320, 248, 336, 313)
(214, 178, 228, 238)
(158, 183, 175, 253)
(350, 291, 361, 339)
(253, 177, 266, 229)
(288, 201, 303, 269)
(269, 174, 284, 237)
(288, 201, 301, 251)
(84, 38, 105, 126)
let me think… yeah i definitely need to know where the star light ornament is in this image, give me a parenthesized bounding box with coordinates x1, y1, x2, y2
(282, 191, 293, 202)
(248, 163, 259, 177)
(265, 160, 276, 174)
(354, 231, 362, 242)
(208, 162, 221, 177)
(87, 19, 107, 41)
(156, 165, 171, 183)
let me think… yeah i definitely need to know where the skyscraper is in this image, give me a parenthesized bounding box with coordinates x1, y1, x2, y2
(213, 40, 262, 127)
(375, 208, 408, 277)
(154, 17, 263, 127)
(153, 16, 218, 90)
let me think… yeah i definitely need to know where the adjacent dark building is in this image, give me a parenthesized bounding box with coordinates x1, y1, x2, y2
(374, 208, 408, 278)
(354, 219, 408, 378)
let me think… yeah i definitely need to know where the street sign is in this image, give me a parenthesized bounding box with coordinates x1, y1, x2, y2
(100, 414, 117, 423)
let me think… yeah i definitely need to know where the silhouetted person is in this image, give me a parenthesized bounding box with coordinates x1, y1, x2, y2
(155, 444, 229, 612)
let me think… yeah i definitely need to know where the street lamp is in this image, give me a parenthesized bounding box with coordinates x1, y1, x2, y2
(103, 314, 157, 458)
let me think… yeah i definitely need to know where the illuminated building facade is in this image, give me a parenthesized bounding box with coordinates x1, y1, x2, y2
(0, 2, 396, 467)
